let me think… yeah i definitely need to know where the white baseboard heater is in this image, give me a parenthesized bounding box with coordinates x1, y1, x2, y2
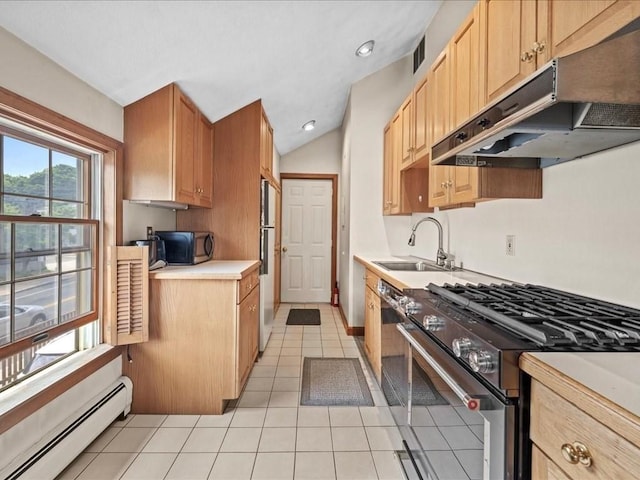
(0, 364, 132, 480)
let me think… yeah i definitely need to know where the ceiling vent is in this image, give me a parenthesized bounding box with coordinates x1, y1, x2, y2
(413, 36, 425, 74)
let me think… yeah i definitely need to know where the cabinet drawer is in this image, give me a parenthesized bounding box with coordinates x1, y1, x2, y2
(532, 445, 571, 480)
(238, 269, 259, 303)
(530, 380, 640, 480)
(365, 269, 380, 293)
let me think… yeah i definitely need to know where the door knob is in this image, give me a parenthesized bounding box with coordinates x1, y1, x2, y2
(282, 246, 288, 252)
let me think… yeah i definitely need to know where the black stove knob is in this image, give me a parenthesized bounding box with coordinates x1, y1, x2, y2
(422, 314, 443, 331)
(477, 117, 491, 128)
(455, 132, 468, 142)
(452, 337, 472, 358)
(469, 350, 495, 373)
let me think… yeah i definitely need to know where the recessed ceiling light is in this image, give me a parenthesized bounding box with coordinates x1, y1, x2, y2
(302, 120, 316, 131)
(356, 40, 375, 57)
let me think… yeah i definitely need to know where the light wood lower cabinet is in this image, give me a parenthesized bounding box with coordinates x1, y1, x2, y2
(363, 269, 381, 382)
(529, 379, 640, 480)
(123, 270, 259, 414)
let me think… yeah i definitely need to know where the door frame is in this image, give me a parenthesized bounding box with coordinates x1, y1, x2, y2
(280, 173, 338, 303)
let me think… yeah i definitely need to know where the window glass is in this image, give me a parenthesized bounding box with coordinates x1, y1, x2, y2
(62, 270, 92, 321)
(0, 284, 9, 346)
(14, 223, 58, 279)
(2, 136, 49, 197)
(0, 222, 9, 282)
(52, 151, 83, 202)
(2, 194, 48, 217)
(14, 276, 57, 340)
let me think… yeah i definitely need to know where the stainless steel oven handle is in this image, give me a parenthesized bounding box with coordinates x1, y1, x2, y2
(397, 323, 481, 411)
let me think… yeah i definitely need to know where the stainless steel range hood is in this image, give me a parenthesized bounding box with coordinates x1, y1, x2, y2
(432, 27, 640, 168)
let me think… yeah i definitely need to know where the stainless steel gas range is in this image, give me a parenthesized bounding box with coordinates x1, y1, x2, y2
(378, 280, 640, 480)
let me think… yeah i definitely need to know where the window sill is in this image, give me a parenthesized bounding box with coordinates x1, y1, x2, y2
(0, 344, 122, 435)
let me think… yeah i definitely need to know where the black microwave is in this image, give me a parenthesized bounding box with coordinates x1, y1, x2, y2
(155, 231, 214, 265)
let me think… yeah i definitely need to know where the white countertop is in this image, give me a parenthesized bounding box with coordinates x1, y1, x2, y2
(354, 254, 510, 289)
(526, 351, 640, 421)
(149, 260, 260, 280)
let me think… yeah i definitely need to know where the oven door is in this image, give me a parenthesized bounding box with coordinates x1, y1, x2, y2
(395, 322, 517, 480)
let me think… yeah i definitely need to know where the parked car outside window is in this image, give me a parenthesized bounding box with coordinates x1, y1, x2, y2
(0, 303, 47, 343)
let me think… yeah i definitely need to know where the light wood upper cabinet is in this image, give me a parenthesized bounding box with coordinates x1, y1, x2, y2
(195, 114, 213, 208)
(480, 0, 537, 103)
(382, 114, 404, 215)
(260, 110, 274, 181)
(400, 95, 414, 169)
(178, 100, 271, 260)
(124, 83, 213, 208)
(412, 75, 430, 164)
(539, 0, 640, 61)
(481, 0, 640, 105)
(450, 3, 483, 130)
(429, 48, 451, 146)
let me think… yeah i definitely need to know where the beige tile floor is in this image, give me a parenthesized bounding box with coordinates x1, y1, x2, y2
(58, 304, 405, 480)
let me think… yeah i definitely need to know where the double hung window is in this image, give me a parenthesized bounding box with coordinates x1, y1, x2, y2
(0, 126, 100, 389)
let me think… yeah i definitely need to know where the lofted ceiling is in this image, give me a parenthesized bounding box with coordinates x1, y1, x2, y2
(0, 1, 441, 155)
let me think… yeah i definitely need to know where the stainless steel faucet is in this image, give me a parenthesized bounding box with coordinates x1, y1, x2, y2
(408, 217, 448, 267)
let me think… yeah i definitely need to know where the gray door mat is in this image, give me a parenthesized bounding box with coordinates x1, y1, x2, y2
(300, 357, 374, 406)
(286, 308, 321, 325)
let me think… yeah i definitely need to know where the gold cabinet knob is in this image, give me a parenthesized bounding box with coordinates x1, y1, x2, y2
(561, 442, 592, 467)
(532, 41, 546, 54)
(520, 51, 534, 63)
(282, 246, 288, 252)
(368, 303, 374, 309)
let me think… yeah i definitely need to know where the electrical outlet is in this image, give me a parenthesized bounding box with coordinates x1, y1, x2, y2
(506, 235, 515, 256)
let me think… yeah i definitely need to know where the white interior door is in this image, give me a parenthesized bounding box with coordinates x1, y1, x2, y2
(281, 179, 332, 303)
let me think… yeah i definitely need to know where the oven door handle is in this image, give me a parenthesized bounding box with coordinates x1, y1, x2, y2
(397, 323, 482, 411)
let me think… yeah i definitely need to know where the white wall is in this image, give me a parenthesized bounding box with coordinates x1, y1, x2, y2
(280, 129, 341, 174)
(0, 27, 123, 141)
(0, 26, 177, 244)
(343, 57, 415, 327)
(395, 142, 640, 308)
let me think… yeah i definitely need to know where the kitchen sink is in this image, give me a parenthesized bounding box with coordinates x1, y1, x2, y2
(372, 260, 446, 272)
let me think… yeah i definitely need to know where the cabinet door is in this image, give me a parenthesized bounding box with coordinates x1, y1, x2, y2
(260, 110, 273, 179)
(538, 0, 640, 61)
(450, 165, 478, 204)
(450, 3, 482, 130)
(400, 95, 414, 169)
(428, 165, 450, 208)
(390, 111, 403, 214)
(174, 90, 198, 205)
(429, 47, 451, 144)
(237, 285, 259, 395)
(412, 75, 430, 164)
(481, 0, 537, 103)
(364, 287, 381, 382)
(196, 114, 213, 208)
(383, 123, 393, 215)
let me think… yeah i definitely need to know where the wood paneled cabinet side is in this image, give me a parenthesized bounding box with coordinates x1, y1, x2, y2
(122, 266, 260, 415)
(124, 83, 212, 208)
(177, 100, 265, 259)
